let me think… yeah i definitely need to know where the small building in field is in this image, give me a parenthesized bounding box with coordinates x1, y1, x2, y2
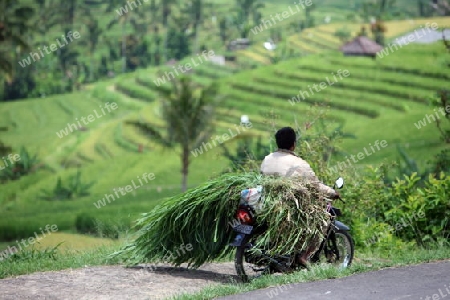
(340, 36, 383, 58)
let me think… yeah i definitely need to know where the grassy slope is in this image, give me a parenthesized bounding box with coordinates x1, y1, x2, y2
(238, 16, 450, 66)
(1, 15, 449, 243)
(0, 59, 260, 241)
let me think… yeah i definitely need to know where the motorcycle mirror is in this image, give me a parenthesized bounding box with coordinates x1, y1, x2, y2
(335, 177, 344, 189)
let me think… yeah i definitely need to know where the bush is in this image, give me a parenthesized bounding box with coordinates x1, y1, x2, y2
(75, 213, 129, 239)
(6, 243, 62, 262)
(94, 219, 129, 239)
(384, 172, 450, 246)
(75, 213, 97, 235)
(39, 170, 95, 201)
(0, 146, 42, 183)
(334, 26, 351, 42)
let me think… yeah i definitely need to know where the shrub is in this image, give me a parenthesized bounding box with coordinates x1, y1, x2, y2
(0, 146, 42, 183)
(94, 219, 129, 240)
(384, 172, 450, 246)
(75, 213, 97, 235)
(39, 170, 95, 201)
(334, 26, 351, 42)
(6, 243, 62, 262)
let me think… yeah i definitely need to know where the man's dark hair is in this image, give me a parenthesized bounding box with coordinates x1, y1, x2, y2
(275, 127, 296, 150)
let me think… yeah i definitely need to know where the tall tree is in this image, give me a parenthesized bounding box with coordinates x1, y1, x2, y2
(182, 0, 212, 53)
(105, 0, 148, 73)
(34, 0, 60, 41)
(233, 0, 265, 38)
(0, 0, 33, 84)
(162, 0, 177, 26)
(0, 132, 11, 156)
(358, 0, 397, 21)
(166, 13, 191, 60)
(127, 75, 221, 192)
(80, 11, 104, 81)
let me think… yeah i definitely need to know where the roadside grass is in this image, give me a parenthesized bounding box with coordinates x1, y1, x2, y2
(170, 246, 450, 300)
(0, 242, 124, 279)
(1, 232, 448, 299)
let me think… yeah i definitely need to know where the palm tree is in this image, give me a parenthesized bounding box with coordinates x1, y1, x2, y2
(359, 0, 397, 21)
(162, 0, 177, 26)
(0, 0, 34, 82)
(80, 11, 104, 81)
(127, 75, 221, 192)
(0, 126, 11, 156)
(233, 0, 265, 38)
(182, 0, 212, 53)
(105, 0, 148, 73)
(34, 0, 60, 41)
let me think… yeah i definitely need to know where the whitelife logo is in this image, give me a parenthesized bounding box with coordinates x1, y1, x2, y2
(115, 0, 148, 16)
(326, 140, 388, 176)
(0, 153, 20, 170)
(0, 224, 58, 261)
(191, 122, 253, 157)
(414, 105, 450, 129)
(377, 22, 439, 58)
(288, 69, 350, 105)
(250, 0, 313, 35)
(18, 31, 81, 67)
(56, 102, 118, 138)
(93, 172, 155, 208)
(153, 50, 216, 86)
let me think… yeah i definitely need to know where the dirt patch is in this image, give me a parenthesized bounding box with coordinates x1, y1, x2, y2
(0, 263, 238, 300)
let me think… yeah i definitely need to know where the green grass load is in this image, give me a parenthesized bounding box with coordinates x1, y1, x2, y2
(111, 172, 330, 268)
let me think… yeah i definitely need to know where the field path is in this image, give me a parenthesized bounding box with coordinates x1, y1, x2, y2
(0, 263, 237, 300)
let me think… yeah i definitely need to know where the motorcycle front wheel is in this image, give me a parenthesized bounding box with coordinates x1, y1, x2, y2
(312, 229, 354, 268)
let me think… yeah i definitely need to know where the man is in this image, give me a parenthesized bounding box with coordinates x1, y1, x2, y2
(260, 126, 339, 268)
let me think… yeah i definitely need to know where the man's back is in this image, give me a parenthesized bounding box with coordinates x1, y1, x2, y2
(260, 149, 335, 197)
(261, 150, 313, 177)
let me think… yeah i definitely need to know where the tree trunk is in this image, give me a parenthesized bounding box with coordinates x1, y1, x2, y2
(194, 23, 199, 54)
(418, 0, 424, 16)
(181, 145, 189, 192)
(122, 22, 126, 73)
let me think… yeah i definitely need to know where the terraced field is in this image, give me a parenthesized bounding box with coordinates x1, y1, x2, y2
(1, 28, 448, 242)
(224, 42, 448, 166)
(237, 16, 450, 66)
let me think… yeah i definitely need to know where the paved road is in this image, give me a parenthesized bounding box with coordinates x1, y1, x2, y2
(216, 260, 450, 300)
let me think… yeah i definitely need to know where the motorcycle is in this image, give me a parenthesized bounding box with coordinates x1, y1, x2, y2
(229, 177, 354, 282)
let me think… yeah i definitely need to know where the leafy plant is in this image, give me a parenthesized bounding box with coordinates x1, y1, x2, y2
(384, 172, 450, 246)
(220, 136, 271, 172)
(94, 219, 129, 240)
(7, 242, 62, 262)
(39, 169, 95, 201)
(75, 213, 129, 239)
(75, 213, 97, 235)
(334, 26, 352, 43)
(127, 75, 221, 192)
(0, 146, 42, 183)
(0, 126, 11, 156)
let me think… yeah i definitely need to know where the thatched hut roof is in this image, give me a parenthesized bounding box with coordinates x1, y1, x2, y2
(340, 36, 383, 57)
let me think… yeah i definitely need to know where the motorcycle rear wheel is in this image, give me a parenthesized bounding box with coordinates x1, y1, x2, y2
(234, 235, 282, 283)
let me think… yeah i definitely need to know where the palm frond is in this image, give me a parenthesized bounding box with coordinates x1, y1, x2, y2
(126, 120, 173, 147)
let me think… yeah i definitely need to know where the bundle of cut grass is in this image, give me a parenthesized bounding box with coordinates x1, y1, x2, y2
(110, 172, 329, 268)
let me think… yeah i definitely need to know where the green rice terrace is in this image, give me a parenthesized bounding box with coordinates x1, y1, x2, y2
(0, 0, 450, 297)
(0, 37, 448, 241)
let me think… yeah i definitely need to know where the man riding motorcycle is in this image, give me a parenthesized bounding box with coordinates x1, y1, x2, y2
(260, 126, 340, 268)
